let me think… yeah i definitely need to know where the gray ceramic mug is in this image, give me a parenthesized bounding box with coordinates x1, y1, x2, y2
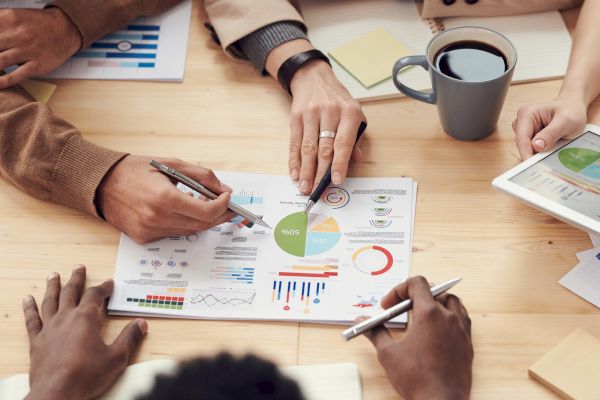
(392, 26, 517, 141)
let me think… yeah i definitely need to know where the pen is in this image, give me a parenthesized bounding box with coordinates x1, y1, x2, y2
(304, 121, 368, 214)
(341, 277, 462, 341)
(149, 160, 272, 229)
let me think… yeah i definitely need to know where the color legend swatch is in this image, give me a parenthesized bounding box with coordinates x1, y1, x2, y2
(126, 287, 186, 310)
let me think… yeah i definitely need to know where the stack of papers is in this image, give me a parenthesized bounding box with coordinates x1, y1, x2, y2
(559, 233, 600, 307)
(109, 172, 417, 327)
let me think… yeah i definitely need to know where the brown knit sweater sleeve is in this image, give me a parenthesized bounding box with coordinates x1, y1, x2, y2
(51, 0, 184, 48)
(0, 86, 127, 217)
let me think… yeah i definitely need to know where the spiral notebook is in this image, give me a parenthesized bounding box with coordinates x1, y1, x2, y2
(299, 0, 572, 102)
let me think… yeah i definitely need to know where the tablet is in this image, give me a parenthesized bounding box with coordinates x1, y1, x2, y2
(493, 124, 600, 234)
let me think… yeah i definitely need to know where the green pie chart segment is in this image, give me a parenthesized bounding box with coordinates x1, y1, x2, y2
(558, 148, 600, 173)
(274, 212, 341, 257)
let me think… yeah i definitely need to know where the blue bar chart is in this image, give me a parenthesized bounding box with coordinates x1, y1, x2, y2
(42, 1, 192, 81)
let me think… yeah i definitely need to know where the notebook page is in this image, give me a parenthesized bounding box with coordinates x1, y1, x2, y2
(443, 11, 572, 83)
(282, 363, 362, 400)
(299, 0, 433, 101)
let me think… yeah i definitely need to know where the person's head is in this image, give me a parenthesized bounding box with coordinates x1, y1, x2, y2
(138, 352, 305, 400)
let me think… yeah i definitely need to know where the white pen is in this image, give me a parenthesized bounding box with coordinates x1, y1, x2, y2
(341, 278, 462, 341)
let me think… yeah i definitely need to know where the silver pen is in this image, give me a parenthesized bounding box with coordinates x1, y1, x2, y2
(341, 277, 462, 341)
(150, 160, 271, 229)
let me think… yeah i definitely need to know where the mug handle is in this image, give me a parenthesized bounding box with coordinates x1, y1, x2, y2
(392, 55, 436, 104)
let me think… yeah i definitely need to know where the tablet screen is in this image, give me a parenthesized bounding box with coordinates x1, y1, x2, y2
(509, 131, 600, 222)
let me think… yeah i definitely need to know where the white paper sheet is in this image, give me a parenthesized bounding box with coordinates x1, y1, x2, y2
(108, 172, 416, 326)
(560, 247, 600, 308)
(591, 233, 600, 247)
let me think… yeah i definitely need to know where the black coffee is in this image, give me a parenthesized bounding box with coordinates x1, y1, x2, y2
(434, 41, 508, 82)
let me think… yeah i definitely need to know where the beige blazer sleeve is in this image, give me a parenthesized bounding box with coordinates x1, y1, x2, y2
(420, 0, 583, 19)
(204, 0, 306, 57)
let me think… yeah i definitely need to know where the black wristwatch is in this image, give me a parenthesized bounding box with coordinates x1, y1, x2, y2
(277, 49, 331, 95)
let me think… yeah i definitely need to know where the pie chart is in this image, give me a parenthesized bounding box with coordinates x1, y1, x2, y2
(559, 148, 600, 179)
(274, 212, 341, 257)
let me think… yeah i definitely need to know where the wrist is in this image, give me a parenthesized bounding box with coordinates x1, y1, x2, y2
(555, 89, 589, 110)
(289, 60, 333, 96)
(27, 382, 77, 400)
(46, 7, 82, 54)
(410, 383, 470, 400)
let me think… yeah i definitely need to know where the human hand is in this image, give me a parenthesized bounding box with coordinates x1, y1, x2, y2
(513, 95, 587, 160)
(0, 8, 81, 89)
(97, 155, 235, 244)
(23, 265, 148, 400)
(362, 276, 473, 400)
(289, 61, 366, 194)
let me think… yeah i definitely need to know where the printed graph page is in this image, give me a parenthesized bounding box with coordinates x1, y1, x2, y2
(108, 172, 416, 326)
(41, 1, 192, 81)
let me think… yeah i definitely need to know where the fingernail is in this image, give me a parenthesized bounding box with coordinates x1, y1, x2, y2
(137, 319, 148, 334)
(47, 272, 58, 281)
(300, 180, 309, 192)
(22, 295, 33, 305)
(533, 138, 546, 150)
(332, 172, 342, 185)
(73, 264, 85, 272)
(291, 169, 299, 181)
(221, 183, 232, 192)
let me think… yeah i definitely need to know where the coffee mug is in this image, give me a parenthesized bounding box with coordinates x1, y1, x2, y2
(392, 26, 517, 141)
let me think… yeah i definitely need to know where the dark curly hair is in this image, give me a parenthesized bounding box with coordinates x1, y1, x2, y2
(137, 353, 306, 400)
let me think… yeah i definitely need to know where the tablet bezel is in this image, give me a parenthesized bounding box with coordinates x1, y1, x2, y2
(492, 124, 600, 234)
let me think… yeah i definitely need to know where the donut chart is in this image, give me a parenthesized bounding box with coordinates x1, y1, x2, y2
(352, 246, 393, 275)
(322, 187, 350, 208)
(275, 212, 341, 257)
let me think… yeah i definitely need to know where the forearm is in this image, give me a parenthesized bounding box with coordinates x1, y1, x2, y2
(559, 0, 600, 106)
(0, 87, 126, 216)
(50, 0, 183, 48)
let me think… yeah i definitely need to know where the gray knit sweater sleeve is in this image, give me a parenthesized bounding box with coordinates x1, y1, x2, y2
(237, 21, 308, 73)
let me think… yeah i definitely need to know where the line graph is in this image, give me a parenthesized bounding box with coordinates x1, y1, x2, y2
(189, 290, 256, 307)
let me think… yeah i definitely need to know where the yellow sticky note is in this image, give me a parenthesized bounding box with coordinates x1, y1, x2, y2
(529, 328, 600, 400)
(329, 28, 412, 88)
(19, 79, 57, 104)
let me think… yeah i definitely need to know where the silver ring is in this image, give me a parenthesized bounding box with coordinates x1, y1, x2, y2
(319, 130, 336, 139)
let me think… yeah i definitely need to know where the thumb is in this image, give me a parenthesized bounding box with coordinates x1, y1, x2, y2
(110, 319, 148, 365)
(530, 116, 574, 153)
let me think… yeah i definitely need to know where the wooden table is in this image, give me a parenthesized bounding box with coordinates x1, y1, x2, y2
(1, 3, 598, 399)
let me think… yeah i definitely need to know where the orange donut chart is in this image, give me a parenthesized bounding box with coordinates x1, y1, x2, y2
(351, 245, 393, 276)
